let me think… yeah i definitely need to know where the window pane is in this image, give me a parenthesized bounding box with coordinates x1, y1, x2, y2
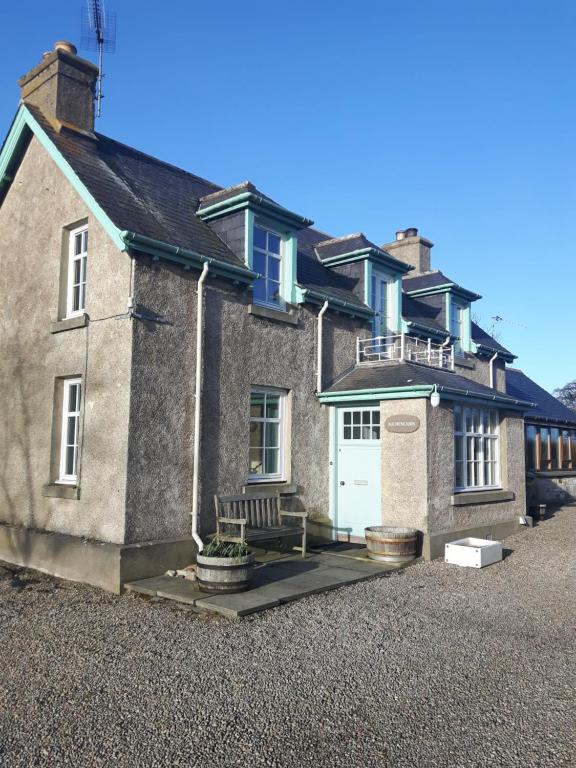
(249, 422, 263, 448)
(372, 411, 380, 425)
(361, 426, 371, 439)
(265, 422, 279, 448)
(66, 445, 76, 476)
(267, 280, 281, 305)
(454, 407, 463, 433)
(253, 226, 267, 250)
(372, 426, 380, 440)
(551, 428, 560, 469)
(66, 416, 76, 446)
(75, 233, 83, 256)
(265, 448, 279, 475)
(252, 278, 266, 304)
(253, 251, 267, 276)
(343, 426, 351, 440)
(343, 412, 351, 425)
(79, 282, 86, 311)
(454, 435, 464, 462)
(68, 384, 79, 412)
(352, 412, 361, 425)
(73, 259, 82, 284)
(250, 393, 265, 419)
(362, 411, 370, 425)
(268, 257, 280, 282)
(352, 426, 361, 439)
(267, 233, 281, 254)
(455, 461, 465, 488)
(72, 285, 81, 312)
(265, 395, 280, 419)
(249, 448, 263, 475)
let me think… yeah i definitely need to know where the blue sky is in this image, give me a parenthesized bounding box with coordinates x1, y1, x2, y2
(1, 0, 574, 392)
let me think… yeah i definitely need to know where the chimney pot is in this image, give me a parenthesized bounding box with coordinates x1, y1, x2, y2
(395, 230, 406, 241)
(404, 227, 418, 238)
(54, 40, 77, 56)
(382, 227, 433, 275)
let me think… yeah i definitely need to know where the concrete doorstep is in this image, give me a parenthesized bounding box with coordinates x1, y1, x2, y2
(125, 551, 401, 618)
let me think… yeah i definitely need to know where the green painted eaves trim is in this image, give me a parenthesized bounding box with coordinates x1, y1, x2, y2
(121, 231, 257, 283)
(299, 287, 374, 319)
(318, 380, 533, 409)
(320, 248, 413, 275)
(406, 283, 481, 302)
(197, 191, 313, 229)
(0, 105, 125, 251)
(403, 319, 449, 339)
(474, 342, 516, 363)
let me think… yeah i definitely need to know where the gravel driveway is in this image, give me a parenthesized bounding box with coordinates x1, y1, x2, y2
(1, 508, 575, 768)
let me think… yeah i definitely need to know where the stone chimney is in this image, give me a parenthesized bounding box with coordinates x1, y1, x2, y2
(381, 228, 434, 275)
(18, 41, 99, 133)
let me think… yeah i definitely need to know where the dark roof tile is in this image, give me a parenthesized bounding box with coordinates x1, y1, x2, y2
(506, 369, 576, 426)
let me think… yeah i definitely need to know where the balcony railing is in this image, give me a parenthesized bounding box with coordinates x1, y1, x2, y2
(357, 333, 455, 370)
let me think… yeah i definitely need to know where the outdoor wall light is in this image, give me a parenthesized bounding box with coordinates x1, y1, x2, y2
(430, 388, 441, 408)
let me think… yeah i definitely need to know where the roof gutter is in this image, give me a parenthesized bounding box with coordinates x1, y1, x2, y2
(319, 249, 413, 275)
(300, 288, 374, 320)
(196, 191, 313, 228)
(120, 231, 257, 284)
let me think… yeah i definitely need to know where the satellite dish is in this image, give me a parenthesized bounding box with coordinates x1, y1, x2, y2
(80, 0, 117, 118)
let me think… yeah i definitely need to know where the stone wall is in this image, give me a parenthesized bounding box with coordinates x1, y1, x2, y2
(0, 137, 133, 545)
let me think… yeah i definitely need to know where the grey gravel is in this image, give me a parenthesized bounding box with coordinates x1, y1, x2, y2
(1, 509, 575, 768)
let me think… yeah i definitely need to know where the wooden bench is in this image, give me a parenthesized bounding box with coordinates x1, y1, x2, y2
(214, 492, 307, 558)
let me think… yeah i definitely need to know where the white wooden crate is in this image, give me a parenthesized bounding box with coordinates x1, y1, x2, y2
(445, 537, 503, 568)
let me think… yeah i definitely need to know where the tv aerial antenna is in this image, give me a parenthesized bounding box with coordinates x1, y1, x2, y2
(80, 0, 117, 118)
(490, 314, 528, 337)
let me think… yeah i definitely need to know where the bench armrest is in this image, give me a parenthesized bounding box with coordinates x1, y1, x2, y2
(217, 516, 247, 525)
(280, 510, 307, 520)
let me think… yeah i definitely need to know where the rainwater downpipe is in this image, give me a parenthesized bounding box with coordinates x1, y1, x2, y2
(489, 351, 498, 389)
(317, 301, 329, 393)
(191, 261, 210, 553)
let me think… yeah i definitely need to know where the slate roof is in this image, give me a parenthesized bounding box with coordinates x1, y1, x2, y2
(23, 106, 370, 311)
(506, 369, 576, 426)
(472, 322, 514, 357)
(26, 106, 244, 267)
(324, 361, 533, 407)
(403, 270, 481, 299)
(296, 228, 370, 310)
(402, 293, 446, 334)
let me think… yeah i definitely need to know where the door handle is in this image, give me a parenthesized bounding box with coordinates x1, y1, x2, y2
(339, 481, 345, 486)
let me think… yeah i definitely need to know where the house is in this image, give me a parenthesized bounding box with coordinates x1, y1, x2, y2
(506, 369, 576, 506)
(0, 42, 567, 593)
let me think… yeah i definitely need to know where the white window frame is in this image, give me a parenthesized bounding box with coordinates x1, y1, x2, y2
(454, 405, 500, 491)
(58, 378, 82, 484)
(66, 224, 88, 318)
(252, 224, 284, 309)
(248, 387, 286, 482)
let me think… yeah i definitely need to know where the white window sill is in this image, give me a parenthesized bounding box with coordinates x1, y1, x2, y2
(248, 303, 298, 325)
(451, 489, 514, 506)
(51, 313, 89, 334)
(243, 481, 297, 495)
(42, 483, 80, 500)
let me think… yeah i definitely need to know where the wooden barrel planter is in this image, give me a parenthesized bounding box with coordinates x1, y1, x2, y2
(365, 526, 417, 563)
(196, 552, 255, 594)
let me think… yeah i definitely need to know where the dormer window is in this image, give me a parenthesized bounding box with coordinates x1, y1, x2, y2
(371, 269, 395, 337)
(253, 225, 283, 307)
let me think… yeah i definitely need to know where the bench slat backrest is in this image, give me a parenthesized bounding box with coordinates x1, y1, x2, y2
(215, 492, 282, 529)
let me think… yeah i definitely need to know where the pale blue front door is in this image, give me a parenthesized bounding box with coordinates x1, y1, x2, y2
(335, 407, 382, 538)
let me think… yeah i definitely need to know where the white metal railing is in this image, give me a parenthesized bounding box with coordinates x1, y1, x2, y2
(357, 333, 455, 370)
